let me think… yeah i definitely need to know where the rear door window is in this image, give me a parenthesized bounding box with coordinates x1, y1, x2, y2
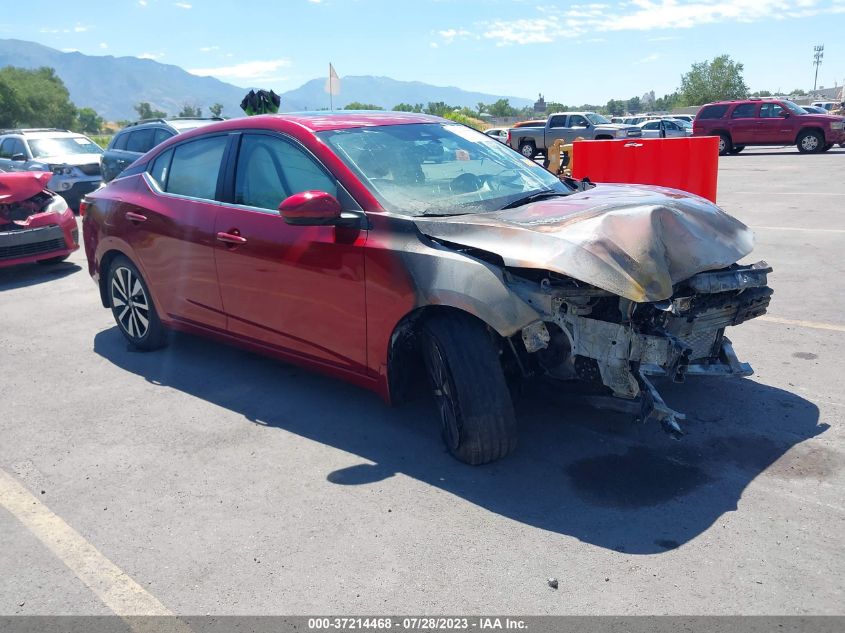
(164, 136, 228, 200)
(697, 105, 729, 119)
(153, 128, 173, 147)
(112, 132, 129, 150)
(731, 103, 758, 118)
(0, 138, 14, 158)
(548, 115, 567, 128)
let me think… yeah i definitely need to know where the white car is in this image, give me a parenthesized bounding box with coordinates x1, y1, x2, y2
(637, 119, 692, 138)
(484, 128, 509, 143)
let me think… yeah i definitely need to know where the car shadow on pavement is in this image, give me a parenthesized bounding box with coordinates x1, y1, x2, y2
(0, 261, 80, 291)
(93, 327, 828, 555)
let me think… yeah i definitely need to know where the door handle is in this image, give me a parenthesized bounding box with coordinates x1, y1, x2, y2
(216, 231, 247, 245)
(126, 211, 147, 224)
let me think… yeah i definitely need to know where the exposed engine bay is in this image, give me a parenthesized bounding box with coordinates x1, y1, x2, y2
(506, 262, 772, 436)
(0, 190, 57, 229)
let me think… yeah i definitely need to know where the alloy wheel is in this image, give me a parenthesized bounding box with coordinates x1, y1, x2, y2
(111, 266, 150, 340)
(425, 339, 461, 451)
(801, 135, 819, 151)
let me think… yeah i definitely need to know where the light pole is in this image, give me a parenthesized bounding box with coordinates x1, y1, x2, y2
(813, 45, 824, 95)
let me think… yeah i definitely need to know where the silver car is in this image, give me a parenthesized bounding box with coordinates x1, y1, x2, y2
(0, 128, 103, 210)
(637, 118, 692, 138)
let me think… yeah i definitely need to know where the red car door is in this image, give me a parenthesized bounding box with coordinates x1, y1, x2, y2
(757, 103, 793, 144)
(728, 102, 758, 144)
(213, 132, 368, 373)
(120, 135, 228, 330)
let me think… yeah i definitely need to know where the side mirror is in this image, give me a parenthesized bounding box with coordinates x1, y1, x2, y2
(11, 153, 26, 161)
(780, 111, 790, 118)
(278, 191, 360, 228)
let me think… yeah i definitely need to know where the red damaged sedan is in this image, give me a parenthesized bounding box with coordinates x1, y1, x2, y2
(82, 113, 772, 464)
(1, 171, 79, 267)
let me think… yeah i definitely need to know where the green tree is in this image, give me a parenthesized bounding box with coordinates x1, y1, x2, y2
(476, 101, 486, 115)
(424, 101, 454, 117)
(487, 98, 517, 118)
(343, 102, 383, 110)
(393, 103, 424, 112)
(177, 104, 202, 117)
(0, 66, 77, 129)
(680, 54, 749, 106)
(134, 102, 166, 119)
(750, 90, 773, 97)
(605, 99, 625, 116)
(544, 102, 569, 113)
(626, 96, 642, 114)
(76, 107, 104, 134)
(209, 103, 224, 117)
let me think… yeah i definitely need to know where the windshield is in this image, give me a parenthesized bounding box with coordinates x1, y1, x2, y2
(586, 113, 610, 125)
(29, 136, 103, 158)
(783, 101, 807, 115)
(318, 123, 572, 217)
(673, 119, 692, 129)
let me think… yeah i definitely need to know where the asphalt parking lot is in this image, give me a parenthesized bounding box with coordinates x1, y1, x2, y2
(1, 146, 844, 616)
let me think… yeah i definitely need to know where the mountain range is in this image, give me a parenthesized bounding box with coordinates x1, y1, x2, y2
(0, 39, 533, 121)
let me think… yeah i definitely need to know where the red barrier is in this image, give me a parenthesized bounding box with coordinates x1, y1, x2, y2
(570, 136, 720, 202)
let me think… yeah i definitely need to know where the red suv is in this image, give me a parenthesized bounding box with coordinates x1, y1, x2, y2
(82, 113, 772, 464)
(693, 98, 845, 155)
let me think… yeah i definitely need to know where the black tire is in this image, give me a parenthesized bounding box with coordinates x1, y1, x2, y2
(717, 133, 733, 156)
(840, 142, 845, 148)
(107, 255, 167, 350)
(797, 130, 824, 154)
(821, 143, 833, 152)
(36, 254, 70, 265)
(421, 312, 518, 465)
(518, 141, 536, 159)
(729, 145, 745, 154)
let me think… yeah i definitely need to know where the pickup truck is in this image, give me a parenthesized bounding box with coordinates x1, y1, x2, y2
(508, 112, 642, 158)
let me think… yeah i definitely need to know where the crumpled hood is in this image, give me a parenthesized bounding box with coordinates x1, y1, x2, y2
(0, 171, 52, 204)
(414, 183, 754, 303)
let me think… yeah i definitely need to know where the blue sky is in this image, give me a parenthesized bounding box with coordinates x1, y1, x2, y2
(3, 0, 844, 103)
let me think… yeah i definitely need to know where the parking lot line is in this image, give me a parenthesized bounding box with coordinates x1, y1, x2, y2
(757, 315, 845, 333)
(733, 192, 845, 196)
(750, 226, 845, 234)
(0, 468, 179, 620)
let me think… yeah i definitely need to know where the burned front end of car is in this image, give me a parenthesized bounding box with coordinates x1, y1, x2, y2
(507, 261, 772, 436)
(413, 183, 775, 437)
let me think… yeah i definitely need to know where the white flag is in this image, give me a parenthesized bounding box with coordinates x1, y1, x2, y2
(324, 64, 341, 96)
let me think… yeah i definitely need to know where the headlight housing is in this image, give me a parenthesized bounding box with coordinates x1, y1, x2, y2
(830, 121, 844, 130)
(50, 164, 74, 176)
(616, 129, 628, 137)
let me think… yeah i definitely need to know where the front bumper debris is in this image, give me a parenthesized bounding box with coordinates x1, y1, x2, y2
(514, 261, 773, 437)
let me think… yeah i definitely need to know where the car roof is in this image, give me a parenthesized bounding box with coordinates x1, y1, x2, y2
(19, 130, 89, 139)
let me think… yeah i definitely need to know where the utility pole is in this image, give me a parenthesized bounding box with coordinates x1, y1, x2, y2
(813, 44, 824, 95)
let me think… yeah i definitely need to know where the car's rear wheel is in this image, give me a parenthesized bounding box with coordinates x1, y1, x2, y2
(518, 141, 536, 159)
(729, 145, 745, 154)
(797, 130, 824, 153)
(718, 133, 733, 156)
(108, 255, 167, 350)
(421, 311, 518, 465)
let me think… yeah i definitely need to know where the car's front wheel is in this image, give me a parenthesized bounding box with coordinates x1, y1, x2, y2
(421, 311, 518, 465)
(108, 256, 167, 350)
(797, 130, 824, 153)
(729, 145, 745, 154)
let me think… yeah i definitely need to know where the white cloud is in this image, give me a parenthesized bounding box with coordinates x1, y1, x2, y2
(139, 0, 148, 5)
(308, 0, 322, 3)
(61, 48, 80, 53)
(442, 0, 844, 46)
(99, 42, 108, 49)
(175, 2, 192, 8)
(139, 52, 165, 60)
(636, 53, 660, 63)
(199, 45, 220, 52)
(188, 59, 293, 81)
